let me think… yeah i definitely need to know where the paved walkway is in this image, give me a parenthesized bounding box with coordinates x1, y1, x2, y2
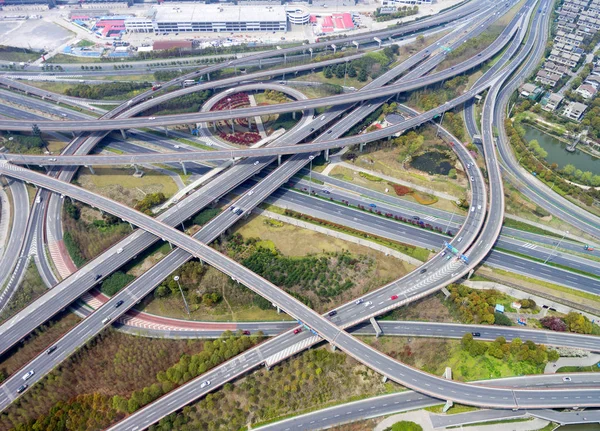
(544, 352, 600, 374)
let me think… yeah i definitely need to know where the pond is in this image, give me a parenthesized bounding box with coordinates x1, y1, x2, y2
(410, 151, 452, 175)
(523, 125, 599, 174)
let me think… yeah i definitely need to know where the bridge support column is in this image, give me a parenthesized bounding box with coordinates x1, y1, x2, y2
(206, 72, 210, 81)
(276, 306, 281, 314)
(133, 164, 142, 176)
(292, 111, 296, 120)
(359, 142, 365, 152)
(467, 269, 474, 280)
(180, 162, 187, 176)
(324, 148, 329, 162)
(370, 317, 382, 338)
(213, 122, 217, 132)
(331, 344, 336, 352)
(164, 127, 169, 137)
(265, 362, 270, 371)
(129, 222, 134, 230)
(258, 59, 262, 69)
(278, 154, 282, 166)
(442, 400, 453, 413)
(120, 129, 127, 139)
(71, 132, 76, 138)
(85, 165, 95, 175)
(168, 242, 173, 249)
(382, 376, 388, 383)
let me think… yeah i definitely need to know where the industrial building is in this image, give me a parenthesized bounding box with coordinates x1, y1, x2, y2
(124, 4, 287, 34)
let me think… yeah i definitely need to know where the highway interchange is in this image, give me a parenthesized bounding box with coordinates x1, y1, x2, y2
(0, 0, 599, 429)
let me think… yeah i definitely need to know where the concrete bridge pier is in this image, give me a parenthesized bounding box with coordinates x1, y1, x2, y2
(331, 344, 337, 352)
(213, 121, 218, 132)
(85, 165, 95, 175)
(292, 111, 296, 120)
(370, 317, 382, 337)
(359, 142, 365, 152)
(163, 127, 169, 137)
(120, 129, 127, 139)
(180, 162, 187, 176)
(324, 148, 329, 162)
(278, 154, 282, 166)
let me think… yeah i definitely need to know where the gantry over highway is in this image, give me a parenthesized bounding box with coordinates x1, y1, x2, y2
(0, 0, 599, 429)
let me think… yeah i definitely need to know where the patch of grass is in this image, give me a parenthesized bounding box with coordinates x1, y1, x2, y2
(46, 53, 104, 63)
(76, 166, 178, 208)
(503, 217, 563, 239)
(425, 404, 479, 415)
(0, 46, 39, 63)
(0, 311, 80, 380)
(381, 293, 456, 323)
(556, 365, 600, 373)
(291, 70, 369, 89)
(75, 40, 95, 48)
(25, 81, 81, 95)
(0, 261, 48, 324)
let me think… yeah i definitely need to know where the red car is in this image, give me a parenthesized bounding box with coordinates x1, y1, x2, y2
(293, 328, 302, 334)
(390, 295, 398, 300)
(242, 330, 251, 335)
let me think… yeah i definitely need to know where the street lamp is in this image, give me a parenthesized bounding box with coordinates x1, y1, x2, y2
(308, 155, 315, 195)
(227, 97, 234, 134)
(544, 230, 568, 264)
(173, 275, 191, 317)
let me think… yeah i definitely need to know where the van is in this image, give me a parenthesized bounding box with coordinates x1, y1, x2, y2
(102, 317, 111, 325)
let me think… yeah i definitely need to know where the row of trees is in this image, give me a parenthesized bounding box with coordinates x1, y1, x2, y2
(540, 312, 597, 334)
(64, 82, 149, 100)
(462, 334, 559, 365)
(111, 331, 261, 414)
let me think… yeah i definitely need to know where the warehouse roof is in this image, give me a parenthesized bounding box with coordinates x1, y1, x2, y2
(153, 4, 287, 23)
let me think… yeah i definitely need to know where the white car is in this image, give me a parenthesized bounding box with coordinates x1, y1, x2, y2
(22, 370, 35, 381)
(35, 196, 41, 204)
(364, 301, 372, 307)
(562, 377, 572, 382)
(116, 248, 123, 254)
(174, 145, 180, 149)
(248, 190, 254, 196)
(470, 176, 475, 181)
(148, 117, 156, 120)
(253, 161, 259, 166)
(200, 380, 211, 389)
(355, 298, 363, 305)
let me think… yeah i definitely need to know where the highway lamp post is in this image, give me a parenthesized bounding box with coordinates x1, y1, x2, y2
(227, 97, 234, 134)
(173, 276, 191, 318)
(544, 230, 568, 264)
(444, 209, 456, 235)
(308, 155, 315, 195)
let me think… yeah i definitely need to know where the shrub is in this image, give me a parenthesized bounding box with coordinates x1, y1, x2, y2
(359, 171, 383, 182)
(494, 312, 513, 326)
(540, 316, 567, 332)
(101, 271, 135, 296)
(388, 182, 412, 196)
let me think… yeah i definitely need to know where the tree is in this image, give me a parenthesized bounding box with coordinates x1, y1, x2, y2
(357, 68, 368, 82)
(348, 66, 357, 78)
(448, 168, 457, 179)
(565, 312, 593, 334)
(416, 34, 425, 45)
(335, 64, 345, 79)
(562, 164, 576, 175)
(494, 312, 513, 326)
(324, 67, 333, 79)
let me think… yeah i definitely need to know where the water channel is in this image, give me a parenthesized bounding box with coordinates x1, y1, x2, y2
(523, 125, 599, 174)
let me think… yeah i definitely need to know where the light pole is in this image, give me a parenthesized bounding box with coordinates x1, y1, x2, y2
(444, 208, 456, 235)
(544, 230, 568, 264)
(308, 155, 315, 195)
(227, 97, 234, 134)
(173, 275, 191, 317)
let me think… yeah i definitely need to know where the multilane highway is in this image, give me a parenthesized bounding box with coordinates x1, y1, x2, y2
(0, 6, 595, 413)
(0, 0, 507, 358)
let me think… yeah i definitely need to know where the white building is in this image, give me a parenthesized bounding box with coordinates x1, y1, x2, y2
(152, 5, 287, 33)
(382, 0, 432, 5)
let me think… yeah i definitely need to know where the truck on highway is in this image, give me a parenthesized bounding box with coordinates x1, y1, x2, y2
(152, 84, 162, 91)
(183, 79, 196, 87)
(584, 244, 594, 251)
